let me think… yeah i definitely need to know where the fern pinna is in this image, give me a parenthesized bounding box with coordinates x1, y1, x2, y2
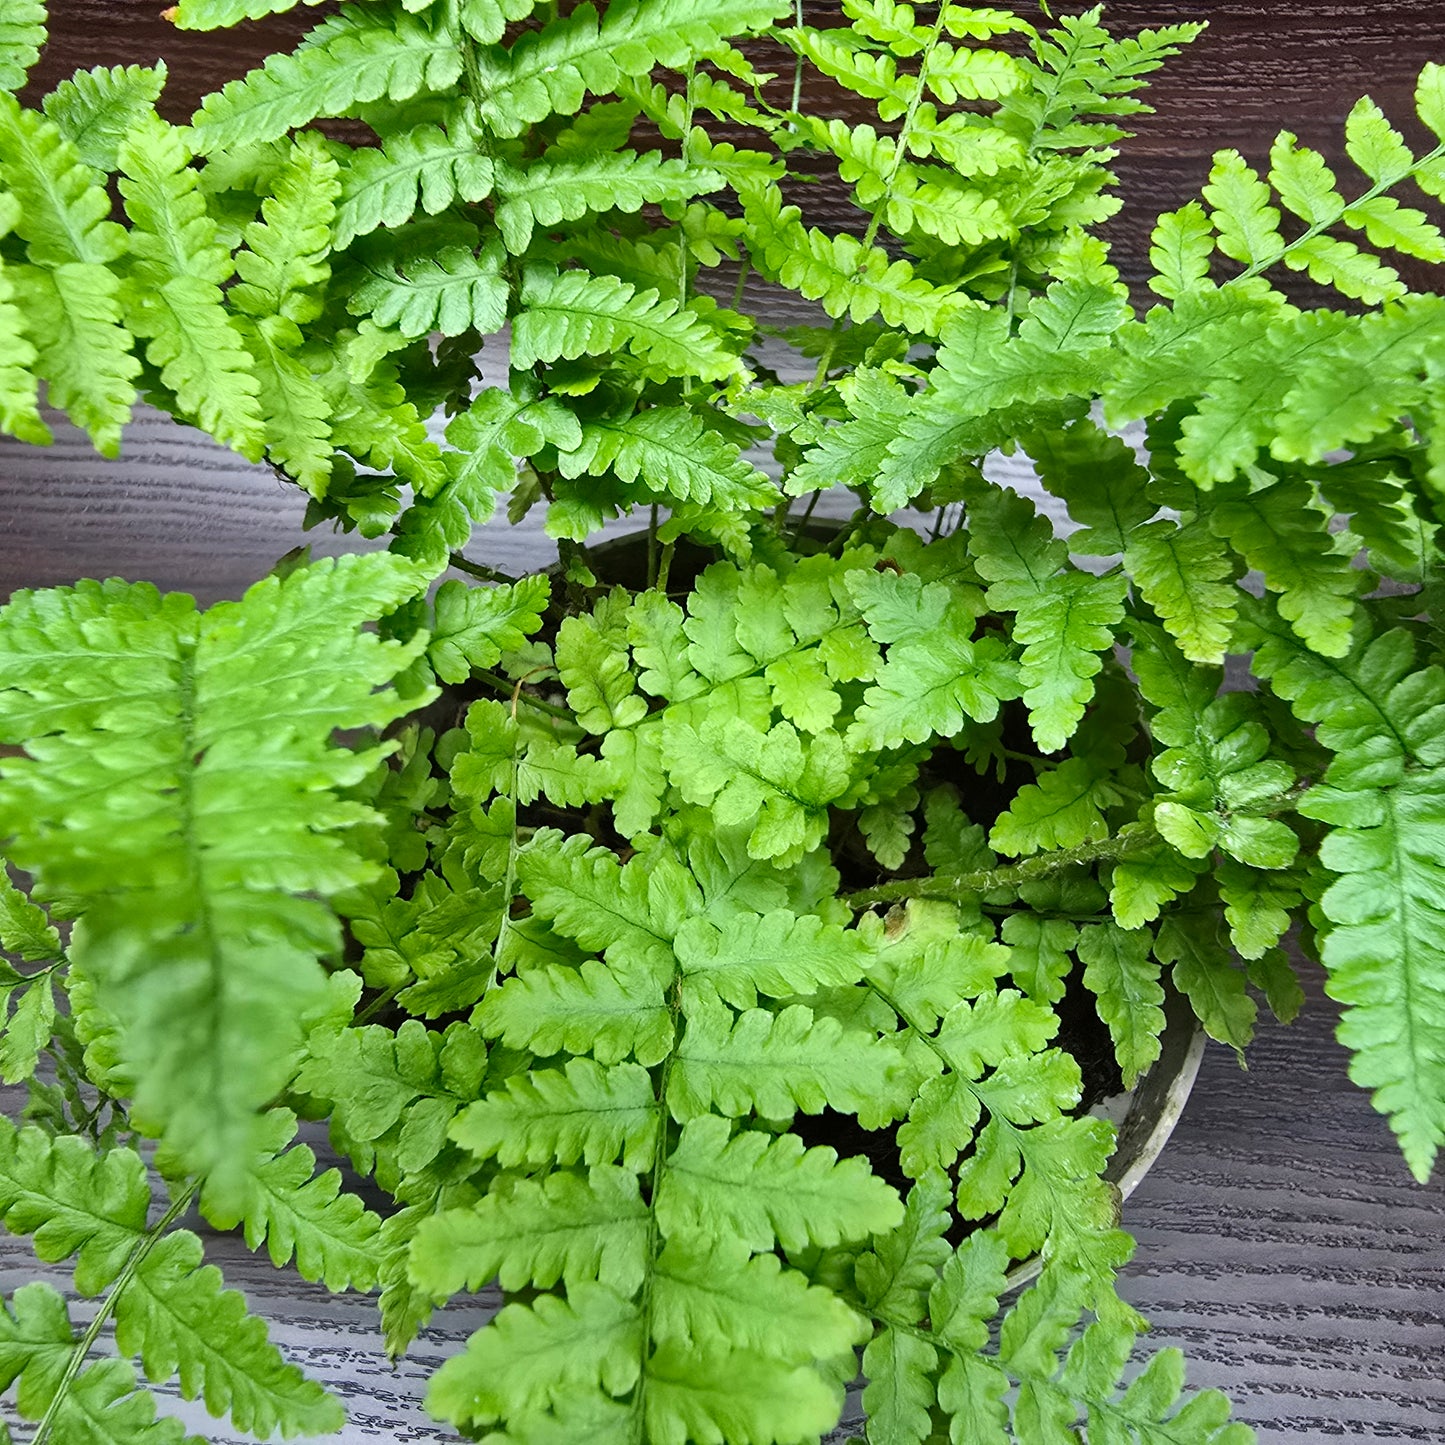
(1, 0, 1444, 1440)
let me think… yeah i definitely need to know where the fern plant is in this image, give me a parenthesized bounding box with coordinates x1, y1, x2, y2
(0, 0, 1443, 1440)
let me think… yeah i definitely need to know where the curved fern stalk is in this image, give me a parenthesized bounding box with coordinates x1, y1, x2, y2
(0, 1122, 343, 1444)
(1151, 62, 1445, 303)
(190, 5, 465, 154)
(117, 115, 266, 460)
(0, 93, 139, 456)
(0, 554, 434, 1207)
(0, 0, 45, 96)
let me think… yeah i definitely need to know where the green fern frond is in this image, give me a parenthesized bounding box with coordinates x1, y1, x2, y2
(1241, 600, 1445, 1177)
(0, 1329, 201, 1445)
(989, 755, 1120, 857)
(9, 262, 139, 457)
(494, 150, 723, 255)
(1077, 921, 1163, 1086)
(41, 63, 166, 173)
(469, 0, 789, 137)
(0, 95, 137, 453)
(481, 955, 674, 1065)
(190, 6, 463, 153)
(740, 182, 961, 335)
(172, 0, 332, 25)
(117, 115, 265, 458)
(1205, 475, 1360, 656)
(1123, 519, 1238, 664)
(0, 556, 432, 1204)
(349, 241, 508, 337)
(459, 0, 540, 44)
(199, 1110, 383, 1291)
(332, 121, 494, 248)
(664, 714, 853, 861)
(512, 264, 742, 381)
(670, 996, 903, 1121)
(114, 1228, 344, 1438)
(0, 1121, 343, 1440)
(0, 0, 45, 97)
(872, 280, 1126, 509)
(230, 131, 339, 326)
(966, 482, 1126, 752)
(0, 255, 46, 447)
(1132, 623, 1298, 868)
(659, 1114, 903, 1252)
(413, 1167, 650, 1298)
(558, 407, 775, 509)
(450, 1058, 659, 1172)
(427, 575, 550, 684)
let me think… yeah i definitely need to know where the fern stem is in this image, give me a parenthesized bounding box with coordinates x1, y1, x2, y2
(1230, 141, 1445, 288)
(448, 552, 520, 586)
(32, 1180, 200, 1445)
(475, 669, 573, 721)
(655, 541, 676, 593)
(846, 825, 1163, 908)
(648, 503, 660, 588)
(790, 0, 805, 119)
(630, 973, 685, 1434)
(731, 255, 752, 312)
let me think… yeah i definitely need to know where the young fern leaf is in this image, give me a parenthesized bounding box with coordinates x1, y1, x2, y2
(349, 241, 508, 337)
(466, 0, 789, 138)
(450, 1058, 660, 1173)
(198, 1109, 384, 1292)
(0, 1121, 342, 1440)
(172, 0, 331, 25)
(494, 151, 724, 254)
(118, 115, 266, 459)
(1123, 518, 1238, 665)
(512, 265, 742, 381)
(1077, 920, 1164, 1086)
(739, 181, 960, 337)
(0, 0, 45, 96)
(966, 482, 1127, 752)
(874, 281, 1126, 509)
(1132, 622, 1298, 869)
(1182, 67, 1445, 299)
(230, 131, 341, 492)
(332, 121, 495, 248)
(1204, 475, 1360, 657)
(669, 996, 904, 1122)
(1241, 600, 1445, 1180)
(0, 555, 432, 1206)
(558, 407, 776, 510)
(190, 6, 464, 153)
(0, 248, 46, 447)
(41, 63, 167, 173)
(0, 94, 138, 455)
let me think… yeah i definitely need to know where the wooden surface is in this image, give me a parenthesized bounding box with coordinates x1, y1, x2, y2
(3, 3, 1445, 1439)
